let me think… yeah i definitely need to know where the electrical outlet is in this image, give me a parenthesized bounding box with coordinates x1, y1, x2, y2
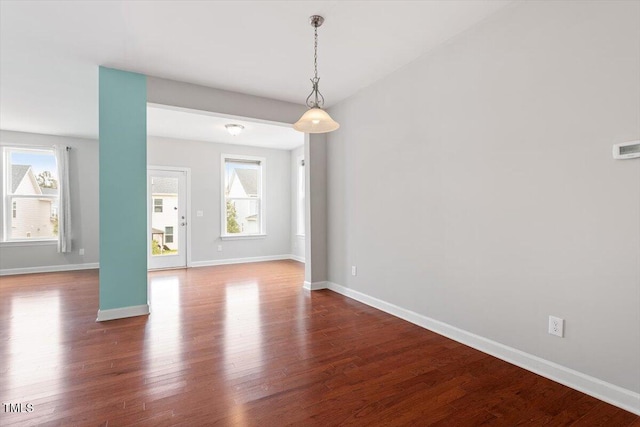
(351, 266, 357, 276)
(217, 245, 222, 252)
(197, 210, 204, 217)
(79, 248, 85, 256)
(548, 316, 564, 337)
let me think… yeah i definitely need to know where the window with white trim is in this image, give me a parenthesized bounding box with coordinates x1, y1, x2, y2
(3, 147, 59, 241)
(297, 157, 305, 236)
(222, 155, 264, 236)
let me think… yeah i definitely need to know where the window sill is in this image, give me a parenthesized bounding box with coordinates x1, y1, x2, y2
(1, 239, 57, 247)
(221, 234, 267, 241)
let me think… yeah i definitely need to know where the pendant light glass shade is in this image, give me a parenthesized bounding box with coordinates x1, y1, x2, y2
(293, 107, 340, 133)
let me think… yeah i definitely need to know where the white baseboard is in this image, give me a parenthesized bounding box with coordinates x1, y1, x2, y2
(0, 255, 305, 276)
(289, 254, 305, 263)
(303, 280, 327, 291)
(96, 304, 150, 322)
(0, 262, 99, 276)
(191, 254, 304, 268)
(325, 281, 640, 415)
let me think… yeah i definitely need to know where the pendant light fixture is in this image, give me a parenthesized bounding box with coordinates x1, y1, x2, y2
(293, 15, 340, 134)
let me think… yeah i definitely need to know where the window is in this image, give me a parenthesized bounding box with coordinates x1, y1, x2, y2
(165, 226, 174, 243)
(222, 155, 264, 237)
(297, 157, 305, 236)
(154, 198, 163, 213)
(3, 147, 59, 241)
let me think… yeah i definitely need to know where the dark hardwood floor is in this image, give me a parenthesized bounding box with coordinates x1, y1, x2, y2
(1, 260, 638, 426)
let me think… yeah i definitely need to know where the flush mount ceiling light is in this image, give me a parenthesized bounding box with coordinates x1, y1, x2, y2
(225, 124, 244, 136)
(293, 15, 340, 134)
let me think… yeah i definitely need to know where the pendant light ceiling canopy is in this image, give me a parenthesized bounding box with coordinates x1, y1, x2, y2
(293, 15, 340, 134)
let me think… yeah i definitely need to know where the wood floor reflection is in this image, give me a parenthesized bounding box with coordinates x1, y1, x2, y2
(1, 260, 637, 426)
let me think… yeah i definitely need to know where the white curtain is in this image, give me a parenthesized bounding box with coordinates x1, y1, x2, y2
(55, 146, 72, 253)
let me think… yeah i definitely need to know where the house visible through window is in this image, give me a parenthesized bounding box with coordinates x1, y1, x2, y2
(222, 155, 264, 236)
(3, 147, 59, 241)
(165, 226, 174, 243)
(154, 198, 163, 213)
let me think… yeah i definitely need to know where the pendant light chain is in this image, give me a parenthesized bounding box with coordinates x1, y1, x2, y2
(306, 18, 325, 109)
(314, 25, 318, 80)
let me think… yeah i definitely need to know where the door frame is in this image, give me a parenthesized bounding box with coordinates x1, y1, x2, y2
(147, 165, 192, 269)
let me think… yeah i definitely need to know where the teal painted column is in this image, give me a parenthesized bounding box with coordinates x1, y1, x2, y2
(98, 67, 148, 320)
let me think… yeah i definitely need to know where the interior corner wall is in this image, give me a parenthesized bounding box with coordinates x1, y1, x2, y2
(99, 67, 148, 311)
(326, 0, 640, 397)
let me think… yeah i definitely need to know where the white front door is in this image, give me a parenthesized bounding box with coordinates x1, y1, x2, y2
(148, 168, 188, 269)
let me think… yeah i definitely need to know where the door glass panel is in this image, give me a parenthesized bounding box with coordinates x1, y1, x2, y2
(150, 176, 179, 257)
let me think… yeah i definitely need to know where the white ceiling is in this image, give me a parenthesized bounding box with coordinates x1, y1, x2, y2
(0, 0, 513, 140)
(147, 105, 304, 150)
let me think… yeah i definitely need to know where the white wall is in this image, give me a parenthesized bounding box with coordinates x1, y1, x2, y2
(327, 0, 639, 400)
(148, 136, 292, 264)
(290, 145, 305, 261)
(0, 130, 99, 272)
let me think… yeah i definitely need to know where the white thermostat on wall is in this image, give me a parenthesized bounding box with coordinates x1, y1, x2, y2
(613, 140, 640, 159)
